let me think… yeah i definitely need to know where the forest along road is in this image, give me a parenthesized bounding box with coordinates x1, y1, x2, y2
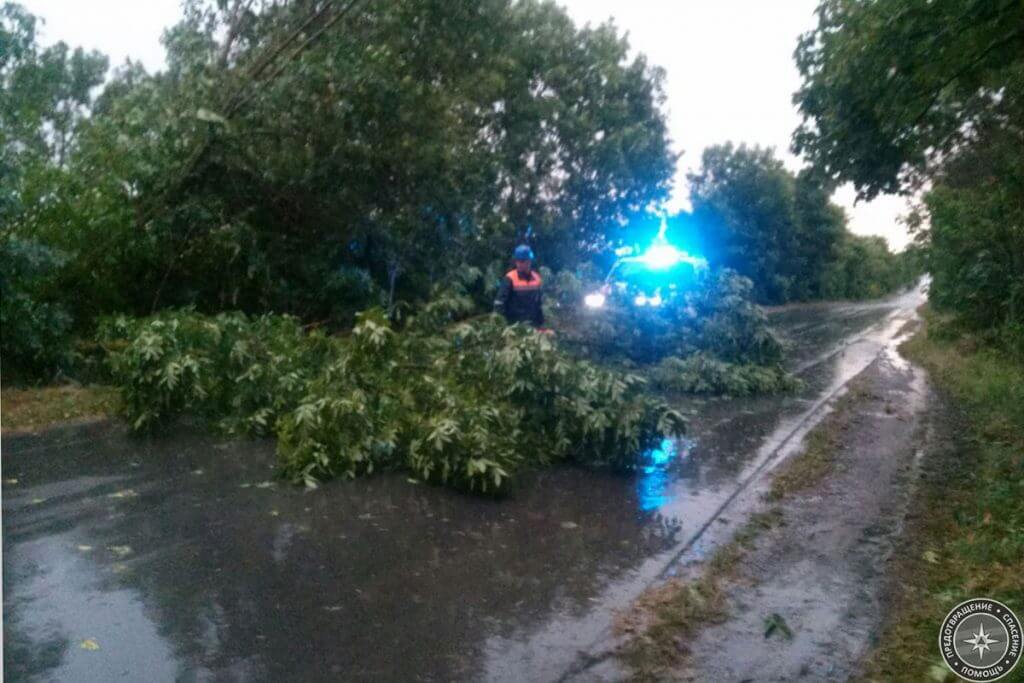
(2, 284, 926, 683)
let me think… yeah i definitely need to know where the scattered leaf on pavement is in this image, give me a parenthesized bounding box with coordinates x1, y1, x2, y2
(763, 613, 793, 640)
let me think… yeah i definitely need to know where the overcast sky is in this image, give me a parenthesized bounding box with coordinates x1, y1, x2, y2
(21, 0, 912, 250)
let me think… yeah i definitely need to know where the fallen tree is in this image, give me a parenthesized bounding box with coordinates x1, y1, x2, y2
(99, 302, 685, 494)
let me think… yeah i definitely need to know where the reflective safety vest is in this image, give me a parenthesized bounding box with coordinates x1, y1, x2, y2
(495, 269, 544, 326)
(506, 269, 543, 291)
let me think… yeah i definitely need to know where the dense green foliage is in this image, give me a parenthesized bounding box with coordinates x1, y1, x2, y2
(1, 3, 106, 221)
(687, 144, 917, 305)
(552, 267, 800, 396)
(0, 237, 73, 378)
(4, 0, 672, 331)
(793, 0, 1024, 200)
(559, 268, 783, 364)
(820, 232, 920, 301)
(100, 307, 686, 493)
(1, 0, 920, 389)
(99, 311, 333, 433)
(912, 125, 1024, 352)
(1, 3, 106, 379)
(795, 0, 1023, 349)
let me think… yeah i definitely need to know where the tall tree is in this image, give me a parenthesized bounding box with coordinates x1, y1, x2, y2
(36, 0, 674, 322)
(688, 144, 801, 304)
(687, 143, 909, 304)
(791, 168, 846, 300)
(1, 2, 107, 222)
(793, 0, 1024, 200)
(1, 3, 107, 377)
(794, 0, 1024, 336)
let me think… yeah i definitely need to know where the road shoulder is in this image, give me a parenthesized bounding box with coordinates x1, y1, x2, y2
(1, 384, 119, 434)
(856, 318, 1024, 683)
(618, 337, 935, 681)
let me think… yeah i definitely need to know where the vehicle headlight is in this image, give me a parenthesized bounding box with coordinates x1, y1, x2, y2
(649, 294, 662, 307)
(584, 292, 606, 309)
(634, 295, 648, 306)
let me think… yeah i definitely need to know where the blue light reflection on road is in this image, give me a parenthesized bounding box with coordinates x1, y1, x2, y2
(637, 437, 690, 512)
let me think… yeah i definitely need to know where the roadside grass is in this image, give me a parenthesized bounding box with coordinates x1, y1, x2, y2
(858, 313, 1024, 683)
(616, 375, 876, 679)
(615, 509, 784, 681)
(1, 384, 119, 433)
(767, 383, 870, 501)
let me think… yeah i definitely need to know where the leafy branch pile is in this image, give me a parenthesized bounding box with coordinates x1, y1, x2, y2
(560, 269, 783, 364)
(555, 268, 800, 396)
(100, 306, 685, 493)
(649, 353, 800, 397)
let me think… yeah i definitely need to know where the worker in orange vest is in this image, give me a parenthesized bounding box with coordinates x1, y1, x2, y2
(494, 244, 550, 332)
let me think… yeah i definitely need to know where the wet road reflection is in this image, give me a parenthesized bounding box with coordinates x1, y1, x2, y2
(2, 287, 924, 682)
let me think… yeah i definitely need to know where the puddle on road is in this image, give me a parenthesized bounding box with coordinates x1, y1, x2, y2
(2, 289, 925, 682)
(3, 532, 180, 682)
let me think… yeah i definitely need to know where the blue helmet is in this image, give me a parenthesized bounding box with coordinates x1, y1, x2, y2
(513, 244, 535, 261)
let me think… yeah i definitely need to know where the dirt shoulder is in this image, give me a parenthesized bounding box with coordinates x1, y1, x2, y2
(856, 320, 1024, 683)
(618, 332, 935, 680)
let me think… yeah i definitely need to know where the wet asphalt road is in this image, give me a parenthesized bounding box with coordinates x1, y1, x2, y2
(2, 286, 925, 682)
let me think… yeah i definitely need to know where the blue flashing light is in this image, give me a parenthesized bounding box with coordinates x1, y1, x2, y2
(635, 214, 708, 272)
(641, 243, 682, 269)
(602, 215, 708, 304)
(638, 242, 708, 271)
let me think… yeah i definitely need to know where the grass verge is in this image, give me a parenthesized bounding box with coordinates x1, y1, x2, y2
(615, 509, 784, 681)
(766, 382, 870, 501)
(1, 384, 119, 433)
(857, 312, 1024, 682)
